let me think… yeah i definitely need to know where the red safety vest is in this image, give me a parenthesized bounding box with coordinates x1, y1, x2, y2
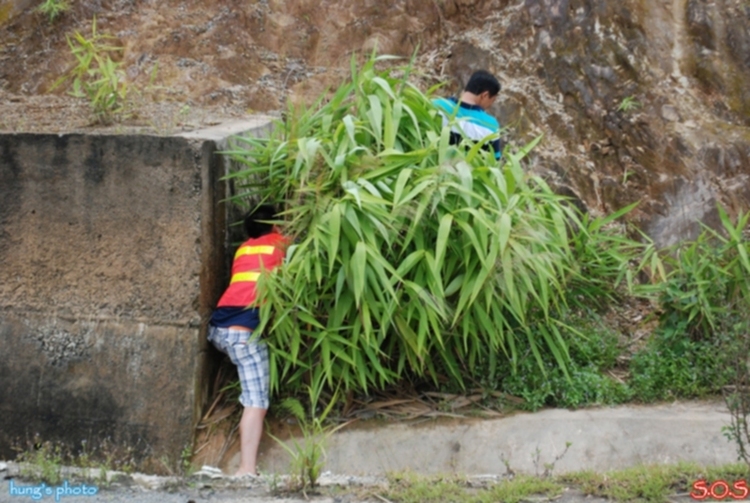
(216, 232, 286, 308)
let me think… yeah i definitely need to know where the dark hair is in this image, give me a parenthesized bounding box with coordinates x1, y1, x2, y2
(464, 70, 500, 97)
(244, 204, 278, 238)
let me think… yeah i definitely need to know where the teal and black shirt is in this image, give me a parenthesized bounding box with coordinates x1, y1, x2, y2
(433, 97, 502, 160)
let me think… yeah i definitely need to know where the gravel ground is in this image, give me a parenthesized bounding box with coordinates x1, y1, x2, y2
(0, 461, 618, 503)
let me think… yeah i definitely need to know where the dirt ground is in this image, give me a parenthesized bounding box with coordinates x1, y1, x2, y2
(0, 0, 473, 134)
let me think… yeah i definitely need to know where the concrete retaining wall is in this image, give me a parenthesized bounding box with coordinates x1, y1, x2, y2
(0, 120, 271, 467)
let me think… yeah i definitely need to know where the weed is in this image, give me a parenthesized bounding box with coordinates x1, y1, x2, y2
(17, 440, 64, 485)
(36, 0, 68, 23)
(487, 475, 562, 503)
(629, 322, 734, 402)
(532, 442, 572, 478)
(384, 472, 470, 503)
(633, 208, 750, 404)
(384, 472, 563, 503)
(617, 95, 641, 113)
(52, 17, 129, 124)
(494, 317, 632, 410)
(560, 462, 750, 502)
(622, 168, 634, 184)
(13, 436, 136, 485)
(330, 463, 750, 503)
(268, 376, 351, 493)
(180, 443, 196, 476)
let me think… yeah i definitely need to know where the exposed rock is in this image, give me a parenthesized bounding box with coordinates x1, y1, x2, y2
(131, 473, 181, 491)
(661, 105, 681, 123)
(0, 0, 749, 246)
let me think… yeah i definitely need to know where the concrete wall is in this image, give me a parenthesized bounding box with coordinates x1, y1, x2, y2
(0, 120, 271, 467)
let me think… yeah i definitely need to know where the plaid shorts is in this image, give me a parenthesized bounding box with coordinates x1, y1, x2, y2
(208, 325, 270, 409)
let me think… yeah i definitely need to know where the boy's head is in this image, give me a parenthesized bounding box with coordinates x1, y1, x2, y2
(464, 70, 501, 110)
(244, 204, 278, 238)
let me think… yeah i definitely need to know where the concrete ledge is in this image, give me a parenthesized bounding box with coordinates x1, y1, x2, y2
(258, 400, 737, 475)
(0, 118, 273, 466)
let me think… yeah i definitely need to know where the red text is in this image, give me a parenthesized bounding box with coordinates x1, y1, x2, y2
(691, 480, 749, 500)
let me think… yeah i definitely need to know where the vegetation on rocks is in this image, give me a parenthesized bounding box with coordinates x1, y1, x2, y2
(51, 17, 129, 124)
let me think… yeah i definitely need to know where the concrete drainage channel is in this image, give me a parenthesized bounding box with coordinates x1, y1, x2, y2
(0, 400, 740, 503)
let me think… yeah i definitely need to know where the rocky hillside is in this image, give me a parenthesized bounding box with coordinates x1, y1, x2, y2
(2, 0, 749, 246)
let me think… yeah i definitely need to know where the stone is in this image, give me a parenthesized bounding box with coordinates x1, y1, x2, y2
(131, 473, 180, 491)
(661, 105, 681, 122)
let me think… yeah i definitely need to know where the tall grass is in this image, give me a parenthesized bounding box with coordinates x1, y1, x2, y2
(223, 55, 655, 395)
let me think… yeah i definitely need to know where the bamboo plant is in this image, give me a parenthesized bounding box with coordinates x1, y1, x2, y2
(223, 54, 652, 395)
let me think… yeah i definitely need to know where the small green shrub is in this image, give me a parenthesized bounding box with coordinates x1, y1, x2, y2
(653, 207, 750, 340)
(268, 377, 350, 492)
(17, 441, 64, 485)
(633, 207, 750, 404)
(15, 437, 135, 484)
(617, 96, 641, 113)
(52, 17, 129, 123)
(36, 0, 69, 23)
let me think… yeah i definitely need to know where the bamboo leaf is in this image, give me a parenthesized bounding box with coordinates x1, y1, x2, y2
(352, 241, 367, 307)
(435, 213, 453, 266)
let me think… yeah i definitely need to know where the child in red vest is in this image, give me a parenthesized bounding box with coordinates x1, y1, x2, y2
(208, 204, 286, 476)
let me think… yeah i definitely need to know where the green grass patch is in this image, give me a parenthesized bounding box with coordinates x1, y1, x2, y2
(368, 463, 750, 503)
(383, 472, 563, 503)
(561, 463, 750, 502)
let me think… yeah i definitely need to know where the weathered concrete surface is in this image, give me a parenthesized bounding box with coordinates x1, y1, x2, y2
(255, 400, 737, 476)
(0, 119, 272, 467)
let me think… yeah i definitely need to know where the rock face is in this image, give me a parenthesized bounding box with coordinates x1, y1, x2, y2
(488, 0, 750, 247)
(1, 0, 748, 246)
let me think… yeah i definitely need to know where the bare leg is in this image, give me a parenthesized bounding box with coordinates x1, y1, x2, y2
(235, 406, 267, 476)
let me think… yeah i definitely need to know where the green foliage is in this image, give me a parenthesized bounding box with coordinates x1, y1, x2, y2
(224, 54, 653, 397)
(180, 443, 195, 476)
(562, 463, 750, 503)
(383, 464, 749, 503)
(268, 376, 350, 491)
(652, 207, 750, 339)
(385, 472, 563, 503)
(36, 0, 69, 23)
(503, 359, 631, 410)
(497, 318, 631, 410)
(617, 96, 641, 113)
(630, 207, 750, 403)
(17, 442, 64, 485)
(52, 17, 129, 123)
(629, 321, 735, 402)
(14, 437, 135, 485)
